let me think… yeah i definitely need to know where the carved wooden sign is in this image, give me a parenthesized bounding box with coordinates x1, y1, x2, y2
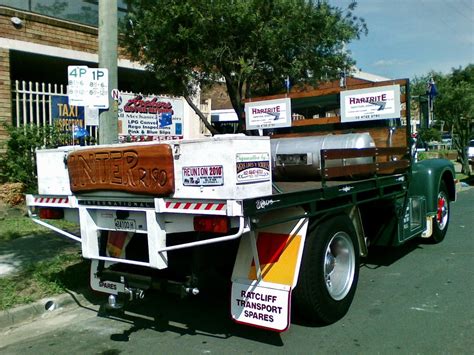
(67, 144, 175, 196)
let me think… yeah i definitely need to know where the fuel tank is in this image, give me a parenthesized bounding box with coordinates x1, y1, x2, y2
(270, 133, 375, 180)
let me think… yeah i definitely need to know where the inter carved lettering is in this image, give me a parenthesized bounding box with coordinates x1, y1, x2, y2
(68, 145, 174, 196)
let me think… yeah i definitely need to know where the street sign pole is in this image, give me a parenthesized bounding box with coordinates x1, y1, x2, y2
(98, 0, 118, 145)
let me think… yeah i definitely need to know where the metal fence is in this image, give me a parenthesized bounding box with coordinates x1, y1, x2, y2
(12, 80, 212, 145)
(12, 80, 98, 144)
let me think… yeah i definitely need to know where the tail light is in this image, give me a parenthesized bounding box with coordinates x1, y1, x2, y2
(193, 216, 229, 234)
(39, 207, 64, 219)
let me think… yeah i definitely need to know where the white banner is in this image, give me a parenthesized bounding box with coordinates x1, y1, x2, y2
(340, 85, 401, 123)
(245, 98, 291, 130)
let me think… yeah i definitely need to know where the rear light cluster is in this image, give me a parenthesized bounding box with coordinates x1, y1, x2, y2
(39, 207, 64, 219)
(193, 216, 229, 234)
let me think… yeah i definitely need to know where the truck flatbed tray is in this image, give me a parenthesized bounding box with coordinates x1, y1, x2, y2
(243, 173, 408, 227)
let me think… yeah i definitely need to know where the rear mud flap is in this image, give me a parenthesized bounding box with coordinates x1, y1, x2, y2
(231, 207, 308, 331)
(90, 260, 125, 295)
(231, 280, 291, 332)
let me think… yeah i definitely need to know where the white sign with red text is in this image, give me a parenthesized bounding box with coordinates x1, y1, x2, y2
(118, 93, 184, 141)
(245, 98, 291, 130)
(340, 85, 401, 123)
(231, 280, 291, 332)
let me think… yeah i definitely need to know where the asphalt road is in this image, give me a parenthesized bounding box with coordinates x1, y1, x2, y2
(1, 189, 473, 354)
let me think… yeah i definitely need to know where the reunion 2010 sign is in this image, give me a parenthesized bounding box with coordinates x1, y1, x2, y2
(340, 84, 401, 123)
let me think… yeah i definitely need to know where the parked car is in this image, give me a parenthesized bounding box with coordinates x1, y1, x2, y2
(468, 140, 474, 164)
(441, 133, 452, 148)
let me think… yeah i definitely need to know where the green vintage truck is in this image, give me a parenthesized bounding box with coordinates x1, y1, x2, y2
(26, 78, 455, 332)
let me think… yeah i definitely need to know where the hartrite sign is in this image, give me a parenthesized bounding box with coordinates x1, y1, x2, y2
(340, 85, 401, 123)
(245, 98, 291, 130)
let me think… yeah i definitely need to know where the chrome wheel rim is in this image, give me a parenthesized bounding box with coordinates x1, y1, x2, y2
(436, 191, 449, 230)
(323, 232, 355, 301)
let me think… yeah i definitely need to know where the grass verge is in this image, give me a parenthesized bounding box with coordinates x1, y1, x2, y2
(0, 249, 90, 311)
(0, 205, 89, 311)
(0, 210, 78, 243)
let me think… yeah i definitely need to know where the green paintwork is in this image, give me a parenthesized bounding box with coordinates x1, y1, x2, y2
(409, 159, 456, 215)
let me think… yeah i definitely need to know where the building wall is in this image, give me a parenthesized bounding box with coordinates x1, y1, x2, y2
(0, 6, 99, 56)
(0, 6, 144, 146)
(0, 6, 210, 147)
(0, 6, 101, 145)
(0, 47, 10, 145)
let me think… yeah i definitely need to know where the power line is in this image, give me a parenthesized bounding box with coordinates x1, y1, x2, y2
(419, 0, 461, 35)
(459, 0, 474, 12)
(445, 0, 474, 22)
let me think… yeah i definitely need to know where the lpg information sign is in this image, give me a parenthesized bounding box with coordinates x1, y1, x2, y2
(245, 98, 291, 130)
(340, 85, 401, 123)
(118, 93, 184, 142)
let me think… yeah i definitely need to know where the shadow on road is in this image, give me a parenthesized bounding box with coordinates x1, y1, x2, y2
(54, 237, 433, 344)
(361, 238, 424, 268)
(65, 276, 284, 346)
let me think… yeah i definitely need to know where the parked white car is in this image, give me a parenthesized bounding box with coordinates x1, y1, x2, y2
(468, 140, 474, 164)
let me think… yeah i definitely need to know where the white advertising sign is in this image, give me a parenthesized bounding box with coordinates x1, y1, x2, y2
(245, 98, 291, 130)
(118, 93, 184, 142)
(236, 153, 271, 185)
(231, 281, 291, 332)
(340, 85, 401, 123)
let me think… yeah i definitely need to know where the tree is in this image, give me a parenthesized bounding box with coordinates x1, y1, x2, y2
(436, 65, 474, 175)
(122, 0, 367, 133)
(412, 65, 474, 175)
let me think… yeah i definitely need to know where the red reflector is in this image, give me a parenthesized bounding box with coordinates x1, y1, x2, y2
(193, 216, 229, 234)
(39, 207, 64, 219)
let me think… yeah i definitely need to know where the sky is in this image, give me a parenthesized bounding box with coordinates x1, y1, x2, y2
(330, 0, 474, 80)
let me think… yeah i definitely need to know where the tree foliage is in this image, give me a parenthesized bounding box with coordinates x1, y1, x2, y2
(412, 64, 474, 174)
(0, 125, 70, 192)
(122, 0, 367, 132)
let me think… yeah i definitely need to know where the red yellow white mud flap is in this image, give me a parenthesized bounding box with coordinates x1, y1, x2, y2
(230, 207, 308, 332)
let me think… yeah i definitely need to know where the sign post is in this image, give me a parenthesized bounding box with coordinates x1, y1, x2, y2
(98, 0, 118, 145)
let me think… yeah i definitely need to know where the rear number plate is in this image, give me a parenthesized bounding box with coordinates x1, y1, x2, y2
(114, 218, 136, 231)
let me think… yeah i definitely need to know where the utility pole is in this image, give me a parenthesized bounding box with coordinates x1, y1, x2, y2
(98, 0, 118, 145)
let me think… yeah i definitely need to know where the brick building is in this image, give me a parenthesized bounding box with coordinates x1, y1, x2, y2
(0, 2, 208, 148)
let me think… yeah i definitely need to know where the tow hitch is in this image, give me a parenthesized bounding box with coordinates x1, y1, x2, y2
(106, 287, 146, 310)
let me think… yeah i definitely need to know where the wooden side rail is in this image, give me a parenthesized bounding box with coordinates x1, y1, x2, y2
(320, 147, 410, 180)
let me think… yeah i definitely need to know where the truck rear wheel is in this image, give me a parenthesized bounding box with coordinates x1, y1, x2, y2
(293, 215, 359, 324)
(430, 181, 450, 243)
